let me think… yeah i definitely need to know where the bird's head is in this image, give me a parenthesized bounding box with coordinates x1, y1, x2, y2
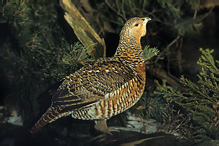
(120, 17, 151, 42)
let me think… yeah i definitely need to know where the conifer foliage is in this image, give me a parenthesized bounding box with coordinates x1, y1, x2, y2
(155, 48, 219, 143)
(1, 2, 91, 124)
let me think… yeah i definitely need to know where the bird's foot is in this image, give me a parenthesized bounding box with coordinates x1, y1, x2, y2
(94, 119, 119, 135)
(90, 119, 120, 142)
(90, 128, 120, 142)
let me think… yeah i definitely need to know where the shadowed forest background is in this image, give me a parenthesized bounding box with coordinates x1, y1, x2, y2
(0, 0, 218, 145)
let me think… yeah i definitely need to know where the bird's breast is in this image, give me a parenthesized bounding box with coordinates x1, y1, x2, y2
(86, 63, 146, 120)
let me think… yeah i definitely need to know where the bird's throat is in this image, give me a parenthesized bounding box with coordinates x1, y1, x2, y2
(114, 38, 144, 67)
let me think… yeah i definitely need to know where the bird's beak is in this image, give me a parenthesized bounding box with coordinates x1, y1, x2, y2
(143, 17, 151, 25)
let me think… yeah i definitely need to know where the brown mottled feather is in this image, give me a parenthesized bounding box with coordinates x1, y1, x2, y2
(30, 17, 151, 134)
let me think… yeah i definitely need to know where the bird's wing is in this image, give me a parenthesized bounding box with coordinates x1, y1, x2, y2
(51, 57, 137, 109)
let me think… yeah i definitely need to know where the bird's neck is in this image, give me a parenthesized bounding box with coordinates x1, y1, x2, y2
(114, 37, 144, 68)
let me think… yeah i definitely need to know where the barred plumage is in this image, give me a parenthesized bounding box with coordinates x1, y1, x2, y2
(30, 17, 151, 134)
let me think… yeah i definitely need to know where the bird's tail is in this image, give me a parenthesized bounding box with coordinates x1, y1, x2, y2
(29, 106, 64, 134)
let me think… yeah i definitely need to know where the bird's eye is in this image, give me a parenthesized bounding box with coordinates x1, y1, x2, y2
(134, 23, 139, 27)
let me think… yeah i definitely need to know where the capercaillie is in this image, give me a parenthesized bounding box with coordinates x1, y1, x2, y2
(30, 17, 151, 134)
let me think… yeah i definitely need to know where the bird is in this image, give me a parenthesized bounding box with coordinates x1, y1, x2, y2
(30, 17, 151, 134)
